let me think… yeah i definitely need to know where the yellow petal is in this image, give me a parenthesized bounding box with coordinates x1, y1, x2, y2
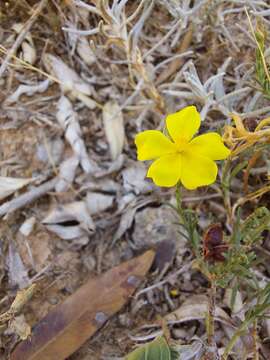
(147, 154, 181, 187)
(166, 106, 201, 142)
(180, 151, 217, 189)
(189, 133, 231, 160)
(135, 130, 176, 161)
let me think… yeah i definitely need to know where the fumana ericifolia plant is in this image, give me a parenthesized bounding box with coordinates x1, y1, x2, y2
(125, 106, 270, 360)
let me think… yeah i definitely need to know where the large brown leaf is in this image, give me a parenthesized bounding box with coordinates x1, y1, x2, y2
(11, 250, 155, 360)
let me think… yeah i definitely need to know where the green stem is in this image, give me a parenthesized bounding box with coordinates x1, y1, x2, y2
(252, 319, 259, 360)
(175, 182, 184, 220)
(205, 280, 218, 360)
(221, 324, 247, 360)
(221, 158, 232, 224)
(207, 280, 216, 347)
(222, 303, 270, 360)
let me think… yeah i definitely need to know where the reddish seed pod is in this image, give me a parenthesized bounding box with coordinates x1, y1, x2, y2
(203, 223, 229, 262)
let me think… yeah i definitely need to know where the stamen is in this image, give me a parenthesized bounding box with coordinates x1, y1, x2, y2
(175, 136, 189, 153)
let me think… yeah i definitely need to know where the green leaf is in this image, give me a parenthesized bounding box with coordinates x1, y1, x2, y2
(126, 336, 172, 360)
(169, 348, 180, 360)
(241, 207, 270, 245)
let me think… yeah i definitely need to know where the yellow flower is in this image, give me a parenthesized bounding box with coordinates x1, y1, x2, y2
(135, 106, 230, 189)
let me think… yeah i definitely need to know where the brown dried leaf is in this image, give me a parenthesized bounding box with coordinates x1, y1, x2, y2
(10, 250, 155, 360)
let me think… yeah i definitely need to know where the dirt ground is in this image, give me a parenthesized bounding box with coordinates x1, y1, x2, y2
(1, 1, 270, 359)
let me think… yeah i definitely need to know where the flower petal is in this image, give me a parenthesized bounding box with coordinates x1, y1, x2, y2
(135, 130, 176, 161)
(180, 151, 217, 189)
(189, 133, 230, 160)
(147, 154, 181, 187)
(166, 106, 201, 142)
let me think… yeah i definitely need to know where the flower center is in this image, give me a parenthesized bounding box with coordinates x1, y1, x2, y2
(174, 136, 189, 153)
